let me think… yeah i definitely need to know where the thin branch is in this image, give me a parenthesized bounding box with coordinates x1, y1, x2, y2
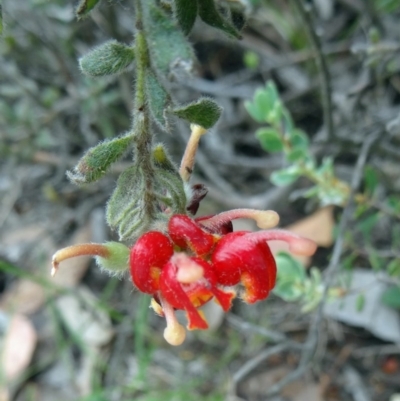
(231, 343, 291, 394)
(291, 0, 334, 140)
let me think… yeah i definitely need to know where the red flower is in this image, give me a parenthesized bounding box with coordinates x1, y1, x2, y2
(128, 210, 317, 345)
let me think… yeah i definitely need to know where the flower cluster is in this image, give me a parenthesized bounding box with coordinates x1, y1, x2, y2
(52, 207, 316, 345)
(129, 210, 316, 345)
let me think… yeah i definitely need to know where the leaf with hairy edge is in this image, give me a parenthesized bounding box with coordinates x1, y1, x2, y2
(67, 134, 133, 184)
(198, 0, 241, 39)
(76, 0, 101, 19)
(152, 145, 187, 213)
(79, 40, 135, 77)
(106, 166, 153, 240)
(145, 72, 171, 132)
(141, 0, 194, 78)
(172, 98, 222, 129)
(173, 0, 198, 35)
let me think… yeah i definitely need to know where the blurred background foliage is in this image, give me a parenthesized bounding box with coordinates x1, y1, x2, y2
(1, 1, 400, 401)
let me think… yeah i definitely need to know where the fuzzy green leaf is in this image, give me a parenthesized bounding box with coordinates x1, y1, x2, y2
(79, 40, 135, 77)
(67, 134, 133, 184)
(145, 72, 171, 131)
(142, 0, 195, 78)
(255, 128, 283, 152)
(198, 0, 241, 38)
(173, 0, 198, 35)
(106, 165, 152, 240)
(172, 98, 222, 129)
(76, 0, 101, 19)
(270, 166, 300, 186)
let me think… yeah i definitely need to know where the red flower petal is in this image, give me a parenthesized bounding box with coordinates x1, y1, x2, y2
(130, 231, 174, 294)
(160, 260, 209, 330)
(168, 214, 216, 256)
(212, 231, 276, 303)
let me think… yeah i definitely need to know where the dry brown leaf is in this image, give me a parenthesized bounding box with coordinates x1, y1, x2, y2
(268, 206, 334, 265)
(0, 388, 9, 401)
(0, 280, 46, 315)
(2, 314, 37, 381)
(56, 286, 114, 347)
(0, 224, 92, 315)
(286, 206, 334, 248)
(289, 383, 324, 401)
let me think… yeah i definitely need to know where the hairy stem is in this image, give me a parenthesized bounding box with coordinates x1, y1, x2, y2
(133, 1, 156, 217)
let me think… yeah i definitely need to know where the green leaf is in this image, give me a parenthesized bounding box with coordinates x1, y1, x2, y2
(358, 213, 379, 239)
(76, 0, 101, 19)
(273, 281, 303, 302)
(67, 134, 133, 184)
(255, 87, 274, 118)
(356, 293, 366, 312)
(142, 0, 195, 78)
(243, 51, 260, 69)
(173, 0, 198, 35)
(286, 148, 307, 162)
(275, 252, 306, 282)
(364, 165, 378, 196)
(255, 128, 283, 152)
(270, 166, 300, 186)
(303, 186, 319, 199)
(197, 0, 241, 38)
(172, 98, 222, 129)
(381, 286, 400, 309)
(244, 100, 265, 123)
(106, 165, 151, 240)
(290, 129, 309, 150)
(153, 145, 187, 213)
(245, 82, 281, 123)
(145, 72, 171, 131)
(387, 259, 400, 277)
(317, 157, 334, 178)
(79, 40, 135, 77)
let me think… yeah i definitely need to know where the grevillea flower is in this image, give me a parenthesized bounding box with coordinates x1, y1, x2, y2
(129, 210, 316, 344)
(51, 125, 317, 346)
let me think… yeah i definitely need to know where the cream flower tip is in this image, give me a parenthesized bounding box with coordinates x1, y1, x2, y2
(164, 324, 186, 346)
(50, 264, 58, 277)
(150, 299, 164, 316)
(289, 238, 318, 256)
(173, 253, 204, 284)
(254, 210, 280, 229)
